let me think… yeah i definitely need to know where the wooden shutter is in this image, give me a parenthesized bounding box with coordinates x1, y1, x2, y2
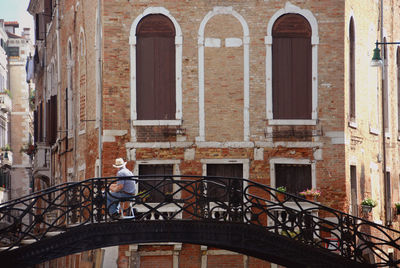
(46, 99, 51, 144)
(275, 164, 311, 196)
(136, 15, 175, 120)
(272, 14, 312, 119)
(34, 110, 38, 143)
(350, 165, 358, 216)
(139, 165, 173, 203)
(49, 95, 57, 145)
(349, 18, 355, 119)
(206, 164, 243, 202)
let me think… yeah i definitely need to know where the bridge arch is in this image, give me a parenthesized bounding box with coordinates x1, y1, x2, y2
(2, 220, 364, 268)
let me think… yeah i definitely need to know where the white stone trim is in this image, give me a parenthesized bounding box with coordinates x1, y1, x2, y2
(270, 158, 316, 189)
(125, 141, 323, 149)
(132, 119, 182, 126)
(205, 38, 221, 47)
(268, 119, 317, 126)
(265, 2, 319, 123)
(197, 6, 250, 142)
(225, 38, 242, 47)
(130, 7, 183, 141)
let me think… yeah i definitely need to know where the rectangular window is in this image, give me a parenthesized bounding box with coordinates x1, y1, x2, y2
(0, 116, 6, 148)
(275, 164, 311, 196)
(350, 165, 358, 217)
(7, 47, 19, 57)
(139, 165, 173, 203)
(206, 164, 243, 202)
(385, 171, 392, 224)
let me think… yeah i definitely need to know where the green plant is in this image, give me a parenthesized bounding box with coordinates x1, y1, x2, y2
(277, 186, 286, 192)
(395, 202, 400, 209)
(1, 144, 11, 152)
(361, 198, 377, 207)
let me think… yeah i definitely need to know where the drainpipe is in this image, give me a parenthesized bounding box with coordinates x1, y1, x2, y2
(379, 0, 389, 225)
(97, 0, 103, 178)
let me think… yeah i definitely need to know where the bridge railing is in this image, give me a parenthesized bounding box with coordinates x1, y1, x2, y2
(0, 175, 399, 267)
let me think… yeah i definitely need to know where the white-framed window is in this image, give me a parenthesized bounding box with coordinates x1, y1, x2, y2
(265, 3, 319, 125)
(133, 159, 182, 220)
(129, 7, 182, 129)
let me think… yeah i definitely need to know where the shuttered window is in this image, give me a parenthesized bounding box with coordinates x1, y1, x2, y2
(275, 164, 311, 196)
(272, 14, 312, 119)
(206, 164, 243, 202)
(349, 18, 356, 120)
(136, 15, 176, 120)
(139, 165, 173, 203)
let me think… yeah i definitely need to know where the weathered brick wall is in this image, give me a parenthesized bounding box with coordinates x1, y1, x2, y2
(44, 0, 400, 266)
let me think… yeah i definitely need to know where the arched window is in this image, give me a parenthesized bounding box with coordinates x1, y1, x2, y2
(349, 18, 355, 121)
(136, 14, 176, 120)
(272, 14, 312, 119)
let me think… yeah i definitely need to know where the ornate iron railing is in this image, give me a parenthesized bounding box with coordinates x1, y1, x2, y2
(0, 175, 399, 266)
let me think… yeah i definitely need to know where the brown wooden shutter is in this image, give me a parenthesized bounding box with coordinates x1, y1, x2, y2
(46, 99, 51, 144)
(49, 95, 57, 145)
(139, 165, 173, 203)
(275, 164, 311, 196)
(136, 15, 175, 120)
(34, 110, 38, 143)
(349, 18, 355, 119)
(206, 164, 243, 202)
(272, 14, 312, 119)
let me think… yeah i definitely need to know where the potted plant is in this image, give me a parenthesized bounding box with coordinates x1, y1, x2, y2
(395, 202, 400, 215)
(361, 198, 377, 213)
(276, 186, 287, 202)
(299, 188, 321, 201)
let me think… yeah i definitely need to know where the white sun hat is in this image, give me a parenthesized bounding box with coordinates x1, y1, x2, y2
(113, 158, 127, 168)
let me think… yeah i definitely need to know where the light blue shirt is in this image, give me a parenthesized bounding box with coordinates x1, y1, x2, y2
(116, 167, 135, 194)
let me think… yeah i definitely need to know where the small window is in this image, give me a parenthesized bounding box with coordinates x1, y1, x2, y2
(272, 14, 312, 119)
(139, 165, 173, 203)
(7, 47, 19, 57)
(206, 164, 243, 202)
(275, 164, 311, 196)
(136, 14, 176, 120)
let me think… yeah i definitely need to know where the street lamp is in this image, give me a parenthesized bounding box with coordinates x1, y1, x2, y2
(370, 40, 400, 67)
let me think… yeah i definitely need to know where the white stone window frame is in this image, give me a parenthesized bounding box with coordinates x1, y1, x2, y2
(201, 158, 250, 221)
(78, 27, 86, 135)
(129, 7, 183, 133)
(348, 13, 357, 128)
(265, 2, 319, 126)
(197, 6, 250, 142)
(134, 159, 182, 219)
(269, 157, 316, 192)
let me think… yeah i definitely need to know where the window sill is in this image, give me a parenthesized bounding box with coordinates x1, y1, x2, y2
(348, 121, 357, 129)
(369, 127, 379, 136)
(132, 119, 182, 126)
(268, 119, 317, 126)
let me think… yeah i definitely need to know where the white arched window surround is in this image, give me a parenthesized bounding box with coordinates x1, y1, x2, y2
(197, 6, 250, 142)
(265, 2, 319, 125)
(129, 7, 183, 128)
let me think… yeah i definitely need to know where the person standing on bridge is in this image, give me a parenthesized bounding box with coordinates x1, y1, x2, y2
(107, 158, 136, 218)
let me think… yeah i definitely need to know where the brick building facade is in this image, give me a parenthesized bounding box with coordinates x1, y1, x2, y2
(28, 0, 400, 267)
